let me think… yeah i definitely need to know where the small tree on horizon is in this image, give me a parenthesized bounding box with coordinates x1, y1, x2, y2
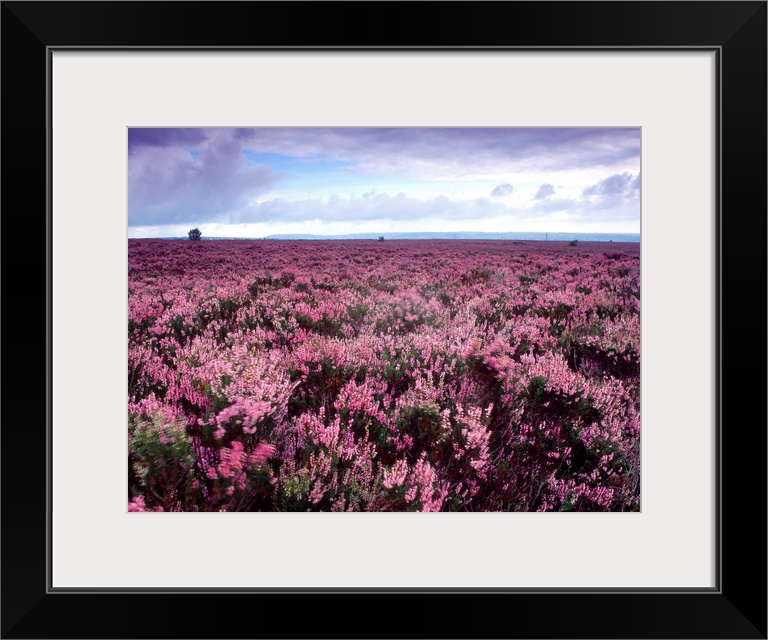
(378, 236, 385, 242)
(188, 228, 202, 241)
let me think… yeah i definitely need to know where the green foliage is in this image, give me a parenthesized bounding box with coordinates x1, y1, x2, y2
(247, 274, 274, 297)
(462, 266, 494, 283)
(295, 311, 343, 338)
(129, 411, 193, 510)
(288, 357, 356, 415)
(274, 471, 312, 511)
(397, 404, 445, 454)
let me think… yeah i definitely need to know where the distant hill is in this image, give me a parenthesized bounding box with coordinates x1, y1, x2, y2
(134, 232, 640, 243)
(263, 231, 640, 242)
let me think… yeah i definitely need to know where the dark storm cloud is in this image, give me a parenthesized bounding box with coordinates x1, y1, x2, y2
(231, 127, 641, 176)
(129, 129, 283, 226)
(534, 184, 555, 199)
(491, 183, 515, 197)
(128, 128, 209, 154)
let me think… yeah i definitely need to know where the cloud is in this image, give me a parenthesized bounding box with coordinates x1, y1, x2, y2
(128, 128, 641, 230)
(128, 128, 209, 154)
(129, 184, 641, 237)
(583, 173, 640, 217)
(129, 130, 284, 226)
(534, 184, 555, 199)
(526, 197, 577, 215)
(231, 192, 514, 225)
(491, 183, 515, 197)
(583, 172, 638, 197)
(229, 127, 641, 179)
(579, 172, 640, 218)
(229, 186, 637, 228)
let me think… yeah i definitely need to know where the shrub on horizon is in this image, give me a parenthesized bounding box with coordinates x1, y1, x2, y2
(188, 228, 202, 241)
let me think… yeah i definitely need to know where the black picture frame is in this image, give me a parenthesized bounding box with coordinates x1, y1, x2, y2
(2, 2, 765, 638)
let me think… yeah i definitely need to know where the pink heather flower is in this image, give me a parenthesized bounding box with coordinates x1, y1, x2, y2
(128, 495, 147, 512)
(383, 459, 409, 489)
(248, 442, 275, 467)
(206, 467, 218, 480)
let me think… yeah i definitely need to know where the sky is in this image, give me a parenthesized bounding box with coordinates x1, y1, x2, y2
(128, 127, 640, 238)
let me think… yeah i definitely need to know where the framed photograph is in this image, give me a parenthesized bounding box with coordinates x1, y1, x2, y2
(3, 2, 765, 638)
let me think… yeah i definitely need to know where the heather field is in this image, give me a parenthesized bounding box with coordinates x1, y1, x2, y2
(128, 239, 640, 512)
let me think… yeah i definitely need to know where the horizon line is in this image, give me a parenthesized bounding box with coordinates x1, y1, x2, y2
(128, 232, 640, 242)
